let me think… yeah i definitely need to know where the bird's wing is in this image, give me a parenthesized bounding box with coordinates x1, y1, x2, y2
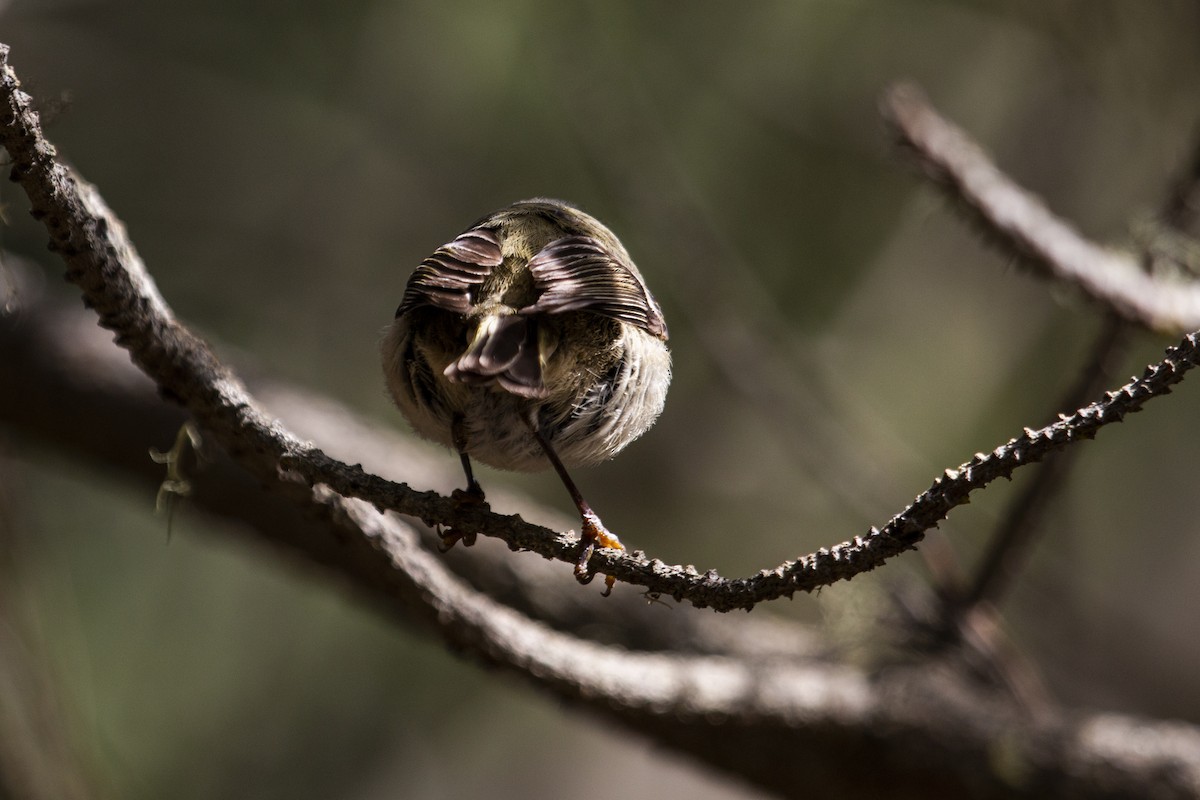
(395, 228, 502, 317)
(525, 236, 668, 339)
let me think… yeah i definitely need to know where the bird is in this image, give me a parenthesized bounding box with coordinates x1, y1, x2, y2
(382, 198, 671, 593)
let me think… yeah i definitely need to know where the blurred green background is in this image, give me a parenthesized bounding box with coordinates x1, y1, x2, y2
(3, 1, 1200, 798)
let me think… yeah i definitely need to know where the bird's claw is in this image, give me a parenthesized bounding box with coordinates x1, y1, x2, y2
(435, 525, 477, 552)
(574, 510, 624, 596)
(438, 482, 488, 551)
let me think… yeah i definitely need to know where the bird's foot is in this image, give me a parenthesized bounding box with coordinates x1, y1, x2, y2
(435, 525, 476, 552)
(450, 480, 487, 506)
(574, 510, 624, 596)
(438, 483, 488, 552)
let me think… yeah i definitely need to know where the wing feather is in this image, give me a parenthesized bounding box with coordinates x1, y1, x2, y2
(525, 236, 668, 339)
(395, 228, 502, 317)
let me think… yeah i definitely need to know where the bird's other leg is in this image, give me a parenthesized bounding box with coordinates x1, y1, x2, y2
(523, 412, 624, 595)
(441, 414, 486, 552)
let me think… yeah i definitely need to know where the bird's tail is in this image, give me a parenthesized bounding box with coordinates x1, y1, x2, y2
(443, 313, 550, 399)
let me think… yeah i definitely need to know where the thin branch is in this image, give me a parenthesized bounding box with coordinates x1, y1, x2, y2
(3, 47, 1200, 614)
(882, 82, 1200, 334)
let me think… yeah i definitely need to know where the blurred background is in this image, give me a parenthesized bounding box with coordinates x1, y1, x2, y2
(2, 1, 1200, 797)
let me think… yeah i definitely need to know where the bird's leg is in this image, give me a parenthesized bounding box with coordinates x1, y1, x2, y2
(451, 414, 486, 502)
(441, 414, 486, 552)
(524, 412, 624, 595)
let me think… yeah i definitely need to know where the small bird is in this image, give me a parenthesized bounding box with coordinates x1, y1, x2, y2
(382, 199, 671, 592)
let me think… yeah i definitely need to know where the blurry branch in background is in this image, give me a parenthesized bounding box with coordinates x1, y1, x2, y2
(883, 82, 1200, 334)
(7, 40, 1200, 796)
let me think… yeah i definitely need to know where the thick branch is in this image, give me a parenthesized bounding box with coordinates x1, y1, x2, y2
(882, 82, 1200, 334)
